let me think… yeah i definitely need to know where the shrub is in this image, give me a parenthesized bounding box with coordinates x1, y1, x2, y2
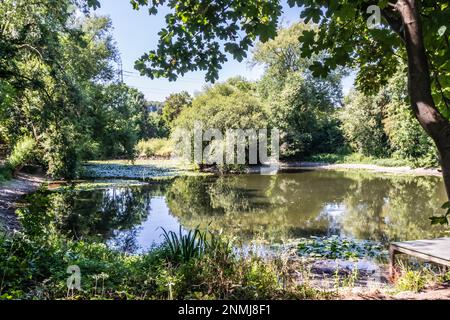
(384, 102, 439, 168)
(136, 138, 173, 158)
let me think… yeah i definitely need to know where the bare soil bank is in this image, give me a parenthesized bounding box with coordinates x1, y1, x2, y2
(279, 162, 441, 176)
(0, 173, 46, 232)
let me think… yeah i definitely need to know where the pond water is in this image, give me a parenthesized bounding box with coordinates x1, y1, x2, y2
(36, 170, 449, 252)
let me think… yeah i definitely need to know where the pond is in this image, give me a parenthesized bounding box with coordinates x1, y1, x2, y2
(28, 170, 449, 253)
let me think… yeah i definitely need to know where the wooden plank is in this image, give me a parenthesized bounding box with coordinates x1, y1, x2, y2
(391, 238, 450, 265)
(389, 238, 450, 280)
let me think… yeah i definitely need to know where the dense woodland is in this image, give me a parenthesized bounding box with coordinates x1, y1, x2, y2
(0, 1, 439, 182)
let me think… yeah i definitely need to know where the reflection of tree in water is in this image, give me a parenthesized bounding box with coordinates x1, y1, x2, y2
(339, 174, 391, 242)
(341, 174, 448, 242)
(41, 172, 448, 248)
(166, 172, 356, 241)
(51, 185, 163, 245)
(166, 176, 276, 240)
(108, 228, 141, 253)
(166, 176, 268, 216)
(166, 172, 449, 243)
(263, 171, 354, 238)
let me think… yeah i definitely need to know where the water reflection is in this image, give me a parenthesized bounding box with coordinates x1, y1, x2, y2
(40, 170, 449, 252)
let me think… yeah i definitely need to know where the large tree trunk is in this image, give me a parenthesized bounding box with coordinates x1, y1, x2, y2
(397, 0, 450, 199)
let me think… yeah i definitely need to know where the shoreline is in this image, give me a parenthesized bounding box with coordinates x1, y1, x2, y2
(278, 161, 441, 177)
(84, 159, 443, 178)
(0, 173, 47, 232)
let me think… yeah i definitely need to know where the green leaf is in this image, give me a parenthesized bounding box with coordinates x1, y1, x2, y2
(87, 0, 101, 10)
(429, 216, 449, 225)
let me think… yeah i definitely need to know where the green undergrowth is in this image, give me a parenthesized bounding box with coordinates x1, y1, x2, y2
(0, 200, 335, 300)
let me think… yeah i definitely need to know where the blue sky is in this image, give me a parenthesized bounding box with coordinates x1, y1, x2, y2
(95, 0, 354, 101)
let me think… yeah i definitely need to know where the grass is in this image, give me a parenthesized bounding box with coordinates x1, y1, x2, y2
(160, 226, 206, 263)
(392, 258, 450, 294)
(306, 153, 412, 168)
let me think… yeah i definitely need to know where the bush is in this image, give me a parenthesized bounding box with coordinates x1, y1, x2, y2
(136, 138, 173, 158)
(6, 135, 36, 171)
(395, 268, 428, 293)
(384, 102, 439, 168)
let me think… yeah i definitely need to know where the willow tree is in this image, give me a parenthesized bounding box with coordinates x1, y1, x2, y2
(126, 0, 449, 196)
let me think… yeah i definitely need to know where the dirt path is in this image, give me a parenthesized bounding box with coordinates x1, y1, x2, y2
(342, 284, 450, 300)
(280, 161, 441, 176)
(0, 173, 46, 232)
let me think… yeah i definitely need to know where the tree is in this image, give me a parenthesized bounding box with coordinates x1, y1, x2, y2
(129, 0, 450, 198)
(0, 1, 151, 178)
(162, 91, 192, 126)
(92, 84, 147, 159)
(173, 77, 268, 167)
(339, 90, 390, 158)
(339, 65, 438, 166)
(253, 22, 344, 158)
(174, 77, 267, 131)
(383, 68, 438, 167)
(1, 0, 117, 178)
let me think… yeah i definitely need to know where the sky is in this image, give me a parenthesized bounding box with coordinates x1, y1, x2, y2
(95, 0, 355, 102)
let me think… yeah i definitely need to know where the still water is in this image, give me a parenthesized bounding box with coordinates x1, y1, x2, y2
(43, 170, 449, 252)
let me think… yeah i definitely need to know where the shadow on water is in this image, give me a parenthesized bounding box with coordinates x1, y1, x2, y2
(22, 170, 450, 252)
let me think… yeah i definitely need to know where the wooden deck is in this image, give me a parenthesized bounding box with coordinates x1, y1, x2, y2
(389, 238, 450, 278)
